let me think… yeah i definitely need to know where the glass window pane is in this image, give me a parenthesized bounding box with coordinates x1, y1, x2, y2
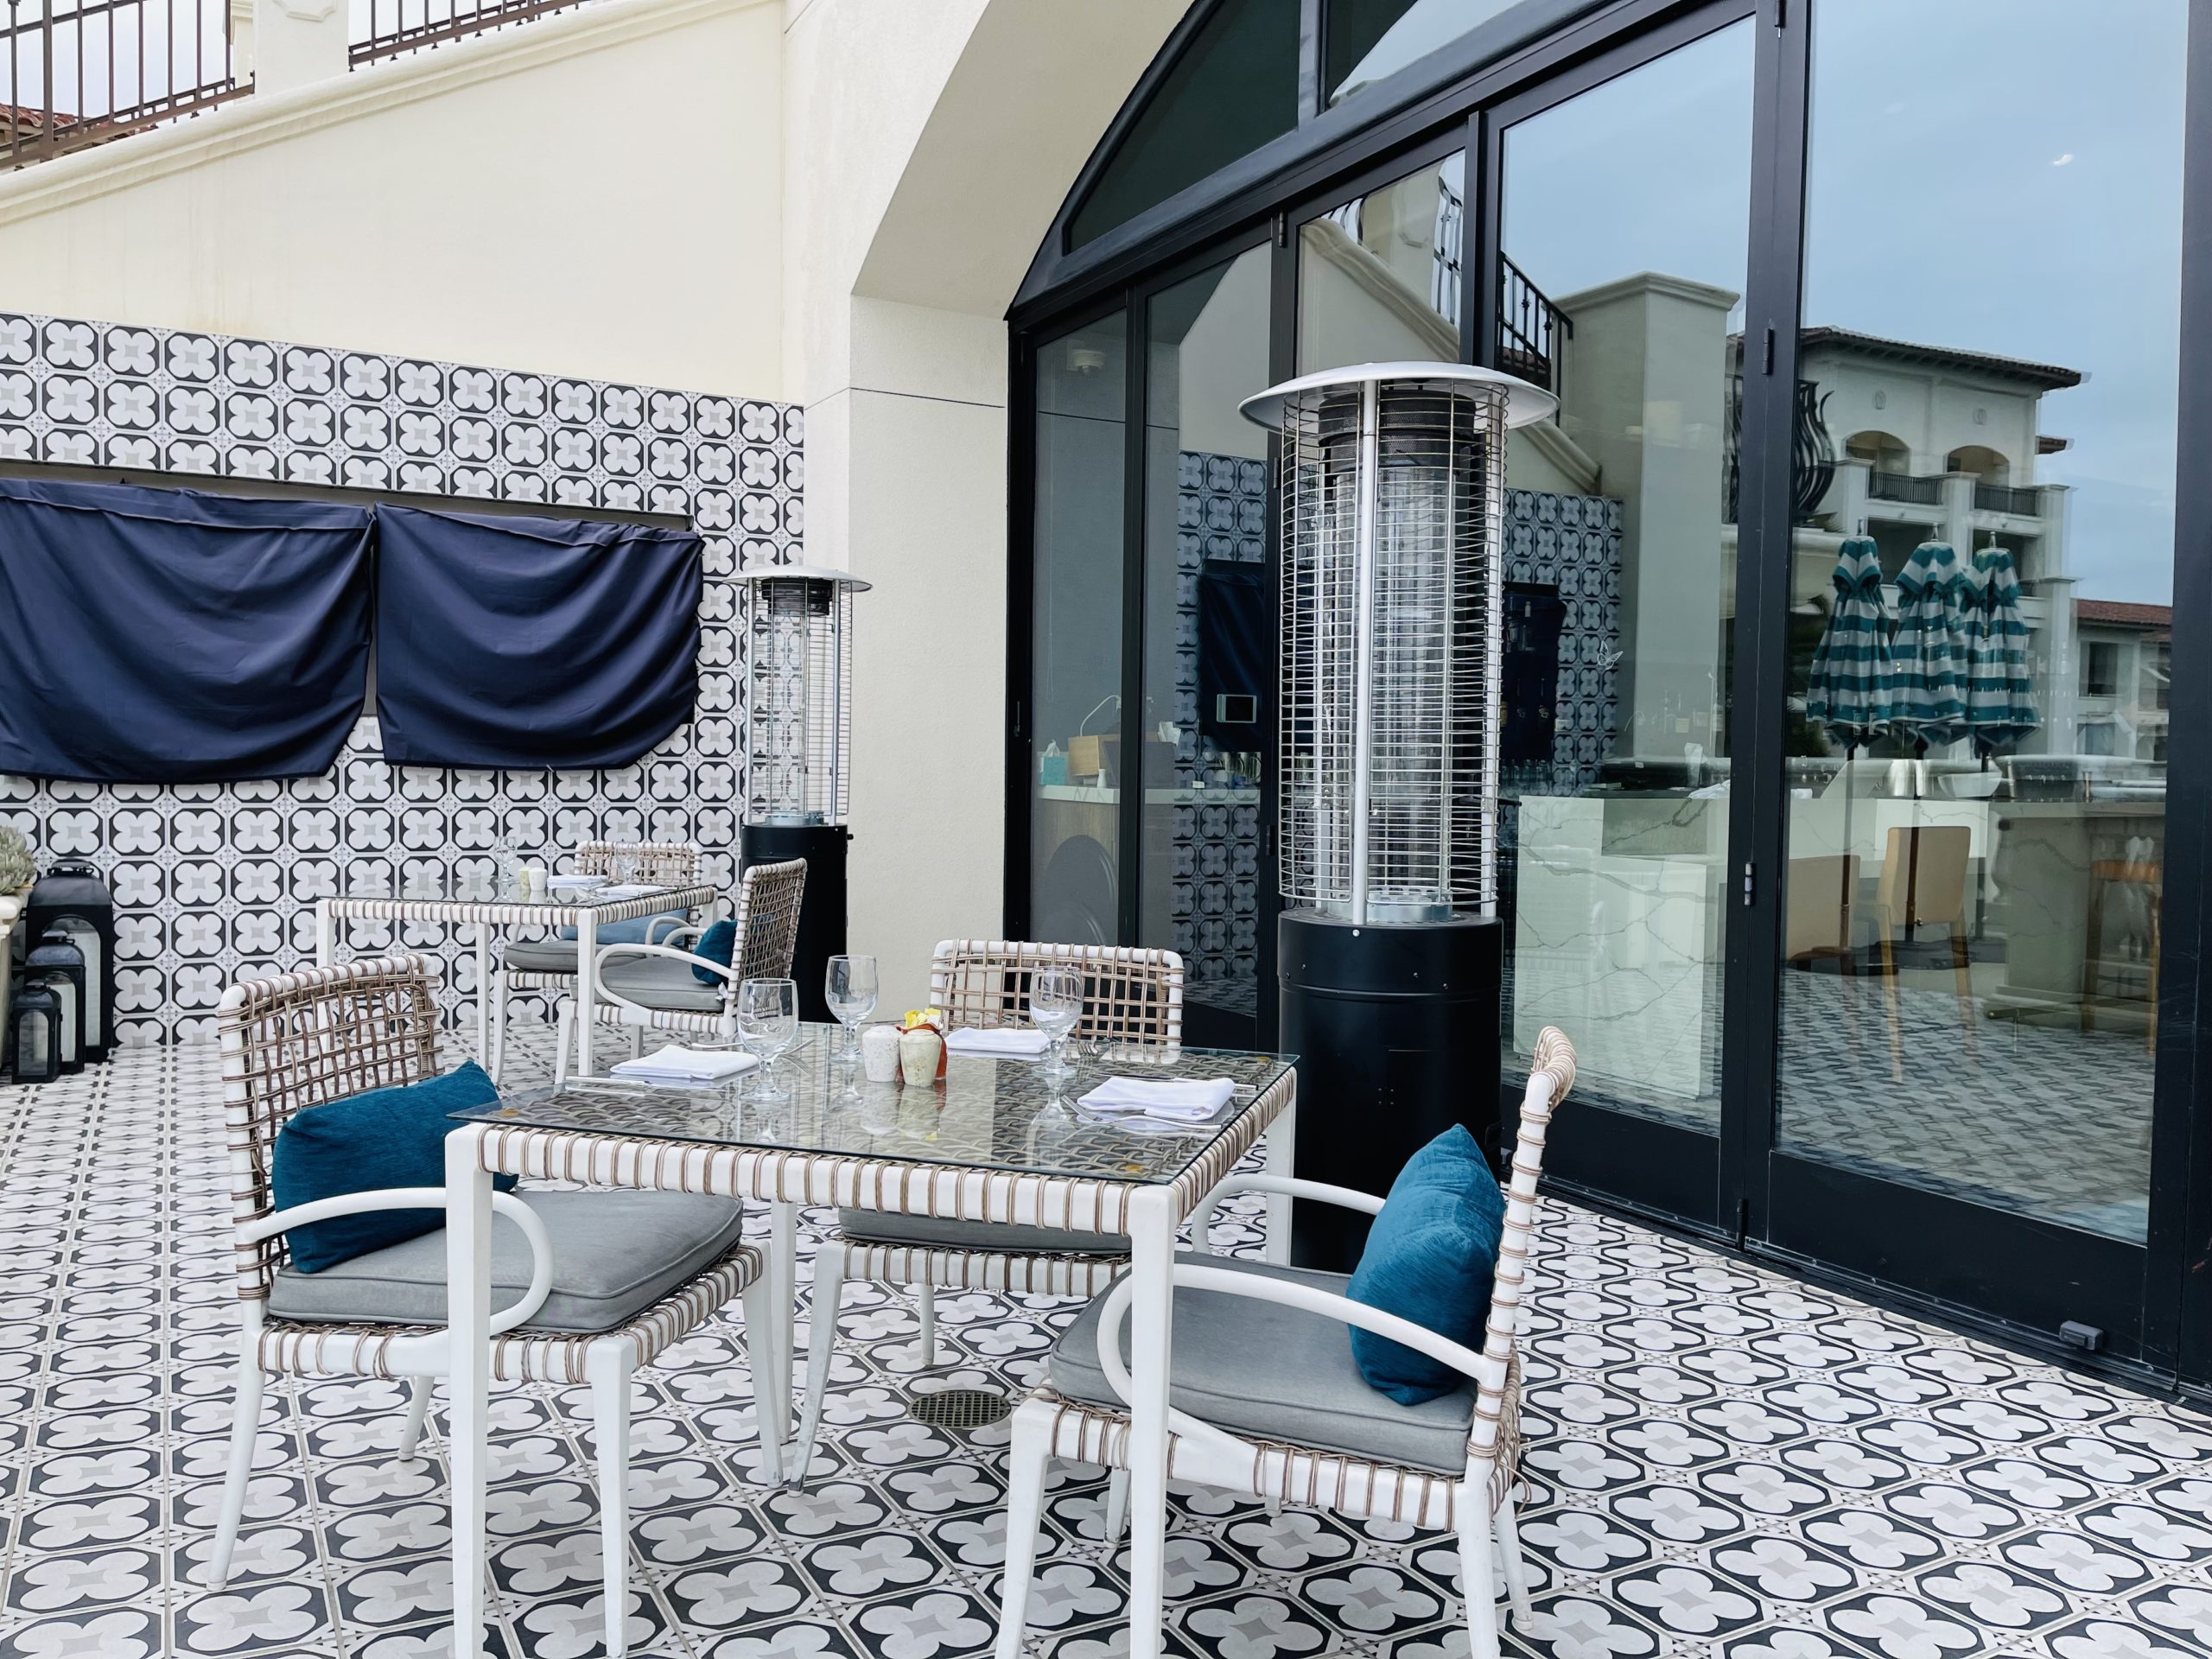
(1298, 151, 1465, 370)
(1070, 0, 1300, 251)
(1496, 21, 1755, 1131)
(1777, 0, 2184, 1244)
(1141, 245, 1274, 1046)
(1030, 316, 1127, 946)
(1326, 0, 1524, 106)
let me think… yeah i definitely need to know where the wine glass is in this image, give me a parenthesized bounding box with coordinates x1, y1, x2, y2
(825, 955, 879, 1073)
(1030, 967, 1084, 1079)
(736, 976, 800, 1100)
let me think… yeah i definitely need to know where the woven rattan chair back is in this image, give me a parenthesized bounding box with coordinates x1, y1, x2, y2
(731, 859, 808, 984)
(1467, 1027, 1576, 1478)
(572, 841, 703, 885)
(216, 955, 441, 1302)
(929, 941, 1184, 1049)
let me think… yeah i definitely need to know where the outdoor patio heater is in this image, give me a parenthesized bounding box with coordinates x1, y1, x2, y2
(736, 564, 869, 1023)
(1241, 361, 1555, 1270)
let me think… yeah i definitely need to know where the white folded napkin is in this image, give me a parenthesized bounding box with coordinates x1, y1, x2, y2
(944, 1027, 1052, 1058)
(610, 1045, 759, 1084)
(592, 883, 663, 901)
(547, 873, 609, 889)
(1075, 1076, 1236, 1123)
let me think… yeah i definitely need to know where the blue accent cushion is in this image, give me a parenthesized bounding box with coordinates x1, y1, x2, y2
(556, 912, 684, 945)
(270, 1061, 518, 1274)
(1345, 1125, 1504, 1406)
(690, 918, 737, 984)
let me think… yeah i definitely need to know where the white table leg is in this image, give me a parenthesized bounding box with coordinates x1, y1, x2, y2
(575, 912, 597, 1079)
(474, 925, 491, 1070)
(771, 1200, 798, 1434)
(1263, 1094, 1297, 1267)
(445, 1125, 494, 1659)
(1123, 1185, 1175, 1659)
(315, 899, 336, 967)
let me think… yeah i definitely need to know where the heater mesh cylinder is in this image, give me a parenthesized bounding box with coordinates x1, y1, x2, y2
(741, 570, 861, 828)
(1274, 375, 1510, 923)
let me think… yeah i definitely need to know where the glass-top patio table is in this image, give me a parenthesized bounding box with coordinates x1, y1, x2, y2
(438, 1026, 1299, 1659)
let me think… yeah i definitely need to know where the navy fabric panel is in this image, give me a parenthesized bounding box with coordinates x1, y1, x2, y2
(373, 507, 703, 770)
(0, 478, 372, 783)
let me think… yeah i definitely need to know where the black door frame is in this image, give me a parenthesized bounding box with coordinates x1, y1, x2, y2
(1007, 0, 2212, 1398)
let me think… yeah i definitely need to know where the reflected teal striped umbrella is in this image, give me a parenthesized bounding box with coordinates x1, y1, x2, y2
(1804, 537, 1894, 749)
(1889, 540, 1971, 750)
(1964, 543, 2038, 755)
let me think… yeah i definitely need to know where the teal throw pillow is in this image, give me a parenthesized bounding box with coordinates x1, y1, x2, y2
(1345, 1124, 1505, 1405)
(271, 1061, 516, 1274)
(690, 918, 737, 984)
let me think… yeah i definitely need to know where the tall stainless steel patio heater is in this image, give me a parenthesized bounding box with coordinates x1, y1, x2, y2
(1242, 362, 1555, 1269)
(736, 564, 868, 1023)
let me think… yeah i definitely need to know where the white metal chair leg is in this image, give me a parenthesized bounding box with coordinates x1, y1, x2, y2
(1494, 1490, 1533, 1629)
(628, 1027, 645, 1058)
(588, 1339, 634, 1659)
(993, 1402, 1052, 1659)
(204, 1345, 264, 1588)
(397, 1376, 433, 1463)
(553, 1001, 575, 1087)
(917, 1282, 938, 1367)
(1459, 1487, 1503, 1659)
(486, 968, 506, 1085)
(740, 1275, 787, 1486)
(1103, 1468, 1129, 1540)
(794, 1237, 847, 1484)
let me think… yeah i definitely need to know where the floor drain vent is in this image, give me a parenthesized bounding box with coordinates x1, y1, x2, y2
(909, 1389, 1014, 1430)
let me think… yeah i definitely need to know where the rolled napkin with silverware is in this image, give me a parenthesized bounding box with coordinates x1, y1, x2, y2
(1075, 1075, 1236, 1123)
(944, 1027, 1052, 1058)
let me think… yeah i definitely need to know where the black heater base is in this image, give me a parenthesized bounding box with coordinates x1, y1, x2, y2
(740, 823, 849, 1024)
(1277, 912, 1503, 1273)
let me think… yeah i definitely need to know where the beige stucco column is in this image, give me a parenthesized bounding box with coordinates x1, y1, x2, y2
(252, 0, 350, 94)
(782, 0, 1182, 1009)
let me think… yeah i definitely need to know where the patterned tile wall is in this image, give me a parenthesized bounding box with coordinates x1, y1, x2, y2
(0, 311, 802, 1046)
(1503, 487, 1624, 798)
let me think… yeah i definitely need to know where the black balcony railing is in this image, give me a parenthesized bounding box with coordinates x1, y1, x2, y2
(1497, 255, 1570, 397)
(1, 0, 245, 168)
(1870, 468, 1942, 506)
(1975, 480, 2041, 516)
(1724, 374, 1835, 525)
(353, 0, 601, 65)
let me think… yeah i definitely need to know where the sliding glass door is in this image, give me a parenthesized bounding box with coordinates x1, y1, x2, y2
(1760, 0, 2190, 1358)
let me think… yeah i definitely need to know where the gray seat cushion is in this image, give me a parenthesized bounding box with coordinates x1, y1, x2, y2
(267, 1189, 747, 1334)
(836, 1209, 1132, 1256)
(501, 937, 582, 975)
(1050, 1253, 1476, 1475)
(598, 954, 728, 1014)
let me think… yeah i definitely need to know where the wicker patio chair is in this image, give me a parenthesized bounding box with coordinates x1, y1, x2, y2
(210, 955, 784, 1657)
(993, 1027, 1578, 1659)
(793, 939, 1185, 1483)
(488, 840, 706, 1084)
(552, 856, 807, 1085)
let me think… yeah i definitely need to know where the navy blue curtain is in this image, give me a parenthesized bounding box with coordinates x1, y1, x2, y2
(374, 506, 702, 770)
(0, 478, 372, 783)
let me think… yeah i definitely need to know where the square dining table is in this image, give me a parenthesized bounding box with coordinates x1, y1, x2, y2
(315, 875, 719, 1077)
(440, 1026, 1298, 1659)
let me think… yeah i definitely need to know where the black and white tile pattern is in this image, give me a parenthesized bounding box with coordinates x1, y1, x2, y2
(3, 1027, 2208, 1659)
(0, 309, 804, 1046)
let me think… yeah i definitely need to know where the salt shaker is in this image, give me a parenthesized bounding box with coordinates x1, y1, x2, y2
(898, 1026, 944, 1088)
(861, 1024, 902, 1084)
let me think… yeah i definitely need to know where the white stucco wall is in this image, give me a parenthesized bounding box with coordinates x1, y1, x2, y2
(0, 0, 785, 399)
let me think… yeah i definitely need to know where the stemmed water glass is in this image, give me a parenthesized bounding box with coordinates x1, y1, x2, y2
(1030, 967, 1084, 1080)
(825, 955, 879, 1086)
(737, 976, 799, 1101)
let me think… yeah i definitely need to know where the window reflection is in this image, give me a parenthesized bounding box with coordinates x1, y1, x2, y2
(1775, 0, 2185, 1243)
(1298, 152, 1465, 370)
(1327, 0, 1526, 105)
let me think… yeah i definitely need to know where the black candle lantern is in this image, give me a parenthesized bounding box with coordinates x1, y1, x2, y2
(25, 932, 86, 1075)
(8, 980, 63, 1084)
(27, 860, 115, 1062)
